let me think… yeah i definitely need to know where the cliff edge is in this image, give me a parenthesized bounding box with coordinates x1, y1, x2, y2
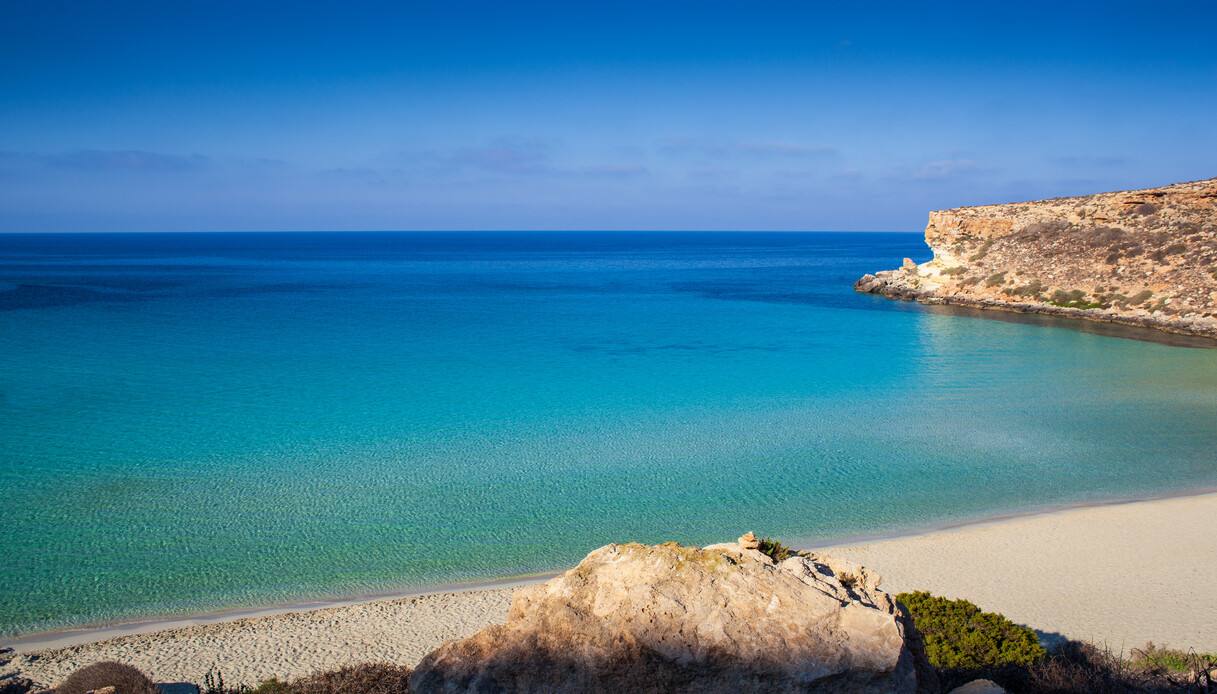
(855, 178, 1217, 340)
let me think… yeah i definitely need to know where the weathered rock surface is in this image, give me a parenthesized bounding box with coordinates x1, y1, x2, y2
(411, 537, 934, 693)
(946, 680, 1006, 694)
(856, 177, 1217, 340)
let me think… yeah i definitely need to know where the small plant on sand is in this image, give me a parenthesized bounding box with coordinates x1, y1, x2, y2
(897, 591, 1045, 675)
(1025, 640, 1217, 692)
(1133, 642, 1217, 674)
(200, 664, 413, 694)
(57, 662, 157, 694)
(250, 680, 292, 694)
(203, 669, 251, 694)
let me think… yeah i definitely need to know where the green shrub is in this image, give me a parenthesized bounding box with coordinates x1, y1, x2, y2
(757, 537, 799, 562)
(250, 680, 292, 694)
(1128, 289, 1154, 305)
(1134, 642, 1217, 674)
(984, 272, 1007, 287)
(1048, 289, 1103, 309)
(897, 591, 1045, 674)
(940, 266, 967, 276)
(291, 663, 412, 694)
(969, 240, 994, 261)
(1011, 280, 1045, 298)
(57, 662, 157, 694)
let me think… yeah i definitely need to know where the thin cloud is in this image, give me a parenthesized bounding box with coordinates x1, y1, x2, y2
(1049, 155, 1130, 168)
(399, 138, 555, 176)
(657, 138, 838, 161)
(571, 164, 649, 179)
(388, 139, 649, 181)
(911, 158, 984, 181)
(51, 150, 209, 172)
(0, 149, 211, 174)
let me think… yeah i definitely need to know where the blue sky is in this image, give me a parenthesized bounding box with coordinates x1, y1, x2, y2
(2, 1, 1215, 231)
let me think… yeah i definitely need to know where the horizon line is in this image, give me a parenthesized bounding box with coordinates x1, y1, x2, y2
(0, 228, 922, 235)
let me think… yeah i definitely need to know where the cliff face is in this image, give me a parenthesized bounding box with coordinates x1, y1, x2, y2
(856, 178, 1217, 340)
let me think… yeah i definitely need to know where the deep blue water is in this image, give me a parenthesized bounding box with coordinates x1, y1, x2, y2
(2, 231, 1216, 637)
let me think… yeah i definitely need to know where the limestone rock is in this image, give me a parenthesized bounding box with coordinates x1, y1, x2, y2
(738, 531, 759, 550)
(855, 177, 1217, 340)
(411, 539, 934, 693)
(947, 679, 1006, 694)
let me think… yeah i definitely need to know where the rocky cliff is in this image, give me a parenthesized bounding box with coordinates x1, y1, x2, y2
(855, 178, 1217, 340)
(411, 534, 937, 693)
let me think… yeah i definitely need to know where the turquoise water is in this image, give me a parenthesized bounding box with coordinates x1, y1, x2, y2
(2, 231, 1216, 637)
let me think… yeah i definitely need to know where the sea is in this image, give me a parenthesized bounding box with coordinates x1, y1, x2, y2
(2, 231, 1216, 637)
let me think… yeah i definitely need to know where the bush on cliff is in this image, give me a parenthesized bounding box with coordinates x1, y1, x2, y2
(756, 537, 800, 562)
(896, 591, 1045, 674)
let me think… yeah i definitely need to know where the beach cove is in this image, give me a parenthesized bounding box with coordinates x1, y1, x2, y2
(3, 231, 1216, 640)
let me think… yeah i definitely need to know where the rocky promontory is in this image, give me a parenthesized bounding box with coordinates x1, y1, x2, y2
(856, 178, 1217, 340)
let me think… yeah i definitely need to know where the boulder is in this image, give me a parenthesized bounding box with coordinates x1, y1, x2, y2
(947, 680, 1006, 694)
(411, 538, 935, 693)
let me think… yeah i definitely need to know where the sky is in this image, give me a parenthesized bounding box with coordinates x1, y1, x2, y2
(1, 1, 1215, 232)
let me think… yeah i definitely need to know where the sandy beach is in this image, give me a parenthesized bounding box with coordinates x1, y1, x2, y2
(5, 492, 1217, 688)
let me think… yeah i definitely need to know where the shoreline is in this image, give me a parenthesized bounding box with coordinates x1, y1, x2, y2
(857, 279, 1217, 345)
(1, 573, 556, 653)
(6, 485, 1217, 655)
(6, 489, 1217, 687)
(789, 483, 1217, 549)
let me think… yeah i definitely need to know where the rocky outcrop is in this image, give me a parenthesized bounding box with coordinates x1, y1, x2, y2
(856, 177, 1217, 340)
(410, 535, 935, 693)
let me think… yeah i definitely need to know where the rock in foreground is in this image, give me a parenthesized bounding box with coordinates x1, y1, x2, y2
(411, 537, 933, 693)
(856, 177, 1217, 340)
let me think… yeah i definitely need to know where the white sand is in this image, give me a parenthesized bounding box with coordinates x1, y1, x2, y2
(823, 492, 1217, 652)
(1, 589, 521, 689)
(5, 492, 1216, 688)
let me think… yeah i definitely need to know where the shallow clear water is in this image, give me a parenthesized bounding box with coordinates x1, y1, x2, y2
(2, 231, 1215, 637)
